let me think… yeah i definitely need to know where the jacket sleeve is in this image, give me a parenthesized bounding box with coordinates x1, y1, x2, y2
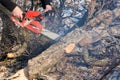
(41, 0, 52, 9)
(0, 0, 17, 11)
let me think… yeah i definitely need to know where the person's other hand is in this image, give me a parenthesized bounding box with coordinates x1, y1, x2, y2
(44, 5, 52, 12)
(12, 6, 23, 19)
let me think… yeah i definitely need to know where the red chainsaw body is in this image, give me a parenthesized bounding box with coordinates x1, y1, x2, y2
(11, 11, 44, 34)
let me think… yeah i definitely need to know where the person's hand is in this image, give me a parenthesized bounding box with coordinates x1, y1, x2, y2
(44, 5, 52, 12)
(12, 6, 23, 19)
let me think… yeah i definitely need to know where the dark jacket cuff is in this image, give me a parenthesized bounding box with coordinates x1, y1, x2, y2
(0, 0, 17, 11)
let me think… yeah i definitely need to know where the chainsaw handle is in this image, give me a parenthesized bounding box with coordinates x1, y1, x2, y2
(11, 16, 24, 27)
(22, 13, 26, 19)
(42, 10, 55, 17)
(19, 12, 28, 22)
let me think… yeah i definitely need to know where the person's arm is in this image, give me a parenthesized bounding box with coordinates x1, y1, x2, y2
(41, 0, 51, 9)
(0, 0, 23, 19)
(0, 0, 17, 11)
(41, 0, 52, 12)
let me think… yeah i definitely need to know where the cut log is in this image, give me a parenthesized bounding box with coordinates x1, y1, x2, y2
(28, 28, 84, 80)
(27, 8, 120, 80)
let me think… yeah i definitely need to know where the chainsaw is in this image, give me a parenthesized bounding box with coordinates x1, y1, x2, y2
(11, 10, 45, 34)
(11, 10, 60, 40)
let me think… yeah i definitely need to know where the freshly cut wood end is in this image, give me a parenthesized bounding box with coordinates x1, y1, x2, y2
(7, 53, 15, 59)
(64, 43, 75, 54)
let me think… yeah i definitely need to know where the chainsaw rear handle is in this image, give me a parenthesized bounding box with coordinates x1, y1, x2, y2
(11, 16, 24, 27)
